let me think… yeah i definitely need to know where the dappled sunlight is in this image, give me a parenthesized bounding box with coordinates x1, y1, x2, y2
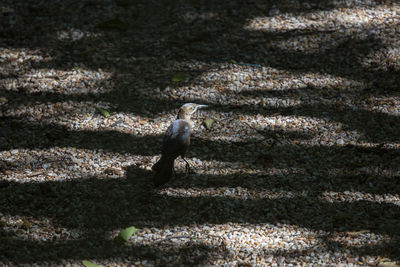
(0, 147, 133, 182)
(1, 0, 400, 265)
(180, 64, 366, 93)
(360, 46, 400, 70)
(158, 187, 307, 200)
(181, 11, 219, 23)
(0, 48, 49, 66)
(1, 66, 113, 95)
(244, 5, 399, 35)
(56, 28, 102, 42)
(1, 102, 98, 126)
(1, 214, 84, 241)
(364, 96, 400, 116)
(321, 191, 400, 205)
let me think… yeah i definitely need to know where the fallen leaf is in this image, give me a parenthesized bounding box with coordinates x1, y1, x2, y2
(115, 226, 139, 244)
(172, 73, 185, 82)
(203, 117, 214, 130)
(95, 106, 110, 118)
(82, 260, 103, 267)
(345, 230, 369, 236)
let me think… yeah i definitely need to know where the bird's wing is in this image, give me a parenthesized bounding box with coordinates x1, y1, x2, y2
(162, 119, 190, 157)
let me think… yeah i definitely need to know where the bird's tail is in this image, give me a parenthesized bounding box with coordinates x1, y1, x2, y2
(152, 157, 174, 187)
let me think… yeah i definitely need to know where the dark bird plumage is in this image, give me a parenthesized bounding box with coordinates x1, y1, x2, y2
(152, 103, 207, 187)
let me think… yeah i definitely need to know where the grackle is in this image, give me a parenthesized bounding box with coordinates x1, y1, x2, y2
(152, 103, 207, 187)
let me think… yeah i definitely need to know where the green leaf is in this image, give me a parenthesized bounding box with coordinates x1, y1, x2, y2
(115, 226, 139, 244)
(82, 260, 103, 267)
(95, 106, 110, 118)
(203, 117, 214, 130)
(172, 73, 185, 82)
(97, 19, 126, 30)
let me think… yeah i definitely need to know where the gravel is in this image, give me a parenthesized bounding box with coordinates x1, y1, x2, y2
(1, 0, 400, 266)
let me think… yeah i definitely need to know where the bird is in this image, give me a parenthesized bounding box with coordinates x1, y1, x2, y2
(152, 103, 207, 187)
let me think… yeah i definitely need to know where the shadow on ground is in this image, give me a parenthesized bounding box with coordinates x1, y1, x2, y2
(0, 165, 399, 262)
(1, 0, 400, 264)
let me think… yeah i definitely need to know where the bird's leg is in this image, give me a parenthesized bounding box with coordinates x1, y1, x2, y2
(182, 157, 194, 175)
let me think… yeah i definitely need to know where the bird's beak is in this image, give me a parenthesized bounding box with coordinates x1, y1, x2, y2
(196, 104, 208, 110)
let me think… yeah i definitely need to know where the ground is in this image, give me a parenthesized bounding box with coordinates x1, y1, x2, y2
(1, 0, 400, 266)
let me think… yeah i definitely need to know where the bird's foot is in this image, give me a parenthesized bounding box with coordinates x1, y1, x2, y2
(186, 165, 195, 175)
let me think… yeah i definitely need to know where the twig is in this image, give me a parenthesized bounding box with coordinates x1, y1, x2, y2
(26, 170, 46, 177)
(155, 233, 226, 244)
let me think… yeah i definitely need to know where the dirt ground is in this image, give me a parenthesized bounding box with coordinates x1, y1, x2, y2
(1, 0, 400, 266)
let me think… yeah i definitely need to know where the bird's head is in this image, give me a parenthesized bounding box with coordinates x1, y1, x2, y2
(177, 103, 207, 120)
